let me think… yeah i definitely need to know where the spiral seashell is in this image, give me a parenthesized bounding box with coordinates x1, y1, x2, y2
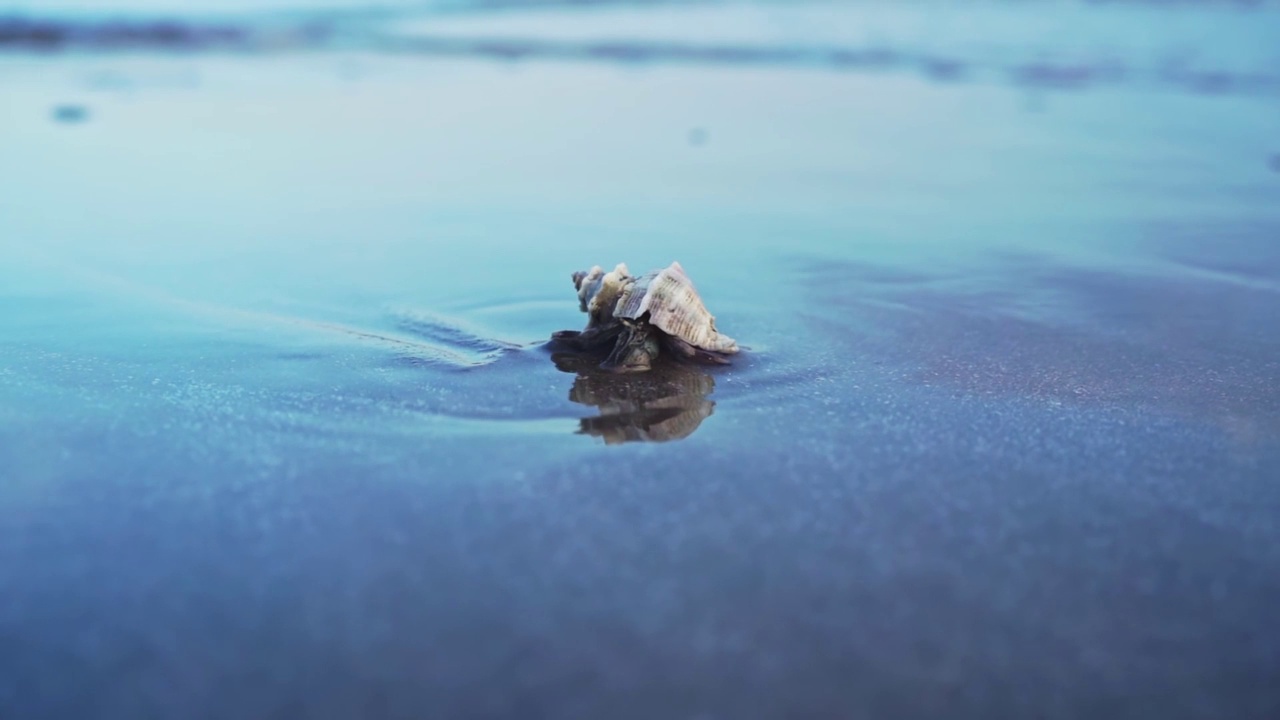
(560, 260, 738, 371)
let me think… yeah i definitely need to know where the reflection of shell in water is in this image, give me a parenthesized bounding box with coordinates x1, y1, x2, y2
(614, 262, 738, 354)
(569, 365, 715, 407)
(555, 353, 716, 444)
(578, 395, 714, 445)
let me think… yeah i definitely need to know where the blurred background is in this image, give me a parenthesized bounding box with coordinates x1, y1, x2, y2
(3, 1, 1280, 718)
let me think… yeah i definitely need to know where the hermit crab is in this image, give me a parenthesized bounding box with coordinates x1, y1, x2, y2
(551, 261, 739, 373)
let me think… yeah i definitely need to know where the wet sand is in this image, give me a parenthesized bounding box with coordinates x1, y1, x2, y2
(2, 4, 1280, 718)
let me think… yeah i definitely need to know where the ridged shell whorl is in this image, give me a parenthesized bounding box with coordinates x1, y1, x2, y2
(615, 262, 738, 354)
(573, 266, 605, 312)
(574, 263, 634, 323)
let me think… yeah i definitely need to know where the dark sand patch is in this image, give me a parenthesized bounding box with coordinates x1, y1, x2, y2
(801, 248, 1280, 440)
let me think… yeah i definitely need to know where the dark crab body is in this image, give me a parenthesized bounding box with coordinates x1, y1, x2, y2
(552, 262, 739, 373)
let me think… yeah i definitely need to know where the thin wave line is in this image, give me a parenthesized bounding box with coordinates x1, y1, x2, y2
(3, 13, 1279, 97)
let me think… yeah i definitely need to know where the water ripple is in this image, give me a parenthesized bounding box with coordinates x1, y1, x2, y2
(4, 2, 1279, 97)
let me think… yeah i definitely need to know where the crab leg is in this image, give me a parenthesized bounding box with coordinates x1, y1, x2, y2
(601, 321, 660, 373)
(661, 334, 732, 365)
(551, 322, 623, 351)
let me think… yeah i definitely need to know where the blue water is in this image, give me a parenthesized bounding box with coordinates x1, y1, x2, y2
(3, 1, 1280, 718)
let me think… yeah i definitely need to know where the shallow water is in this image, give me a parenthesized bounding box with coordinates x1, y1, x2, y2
(3, 2, 1280, 718)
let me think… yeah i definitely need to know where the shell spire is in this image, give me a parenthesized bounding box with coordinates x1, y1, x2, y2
(574, 263, 635, 324)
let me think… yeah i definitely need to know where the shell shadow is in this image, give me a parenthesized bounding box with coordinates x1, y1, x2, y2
(550, 352, 716, 444)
